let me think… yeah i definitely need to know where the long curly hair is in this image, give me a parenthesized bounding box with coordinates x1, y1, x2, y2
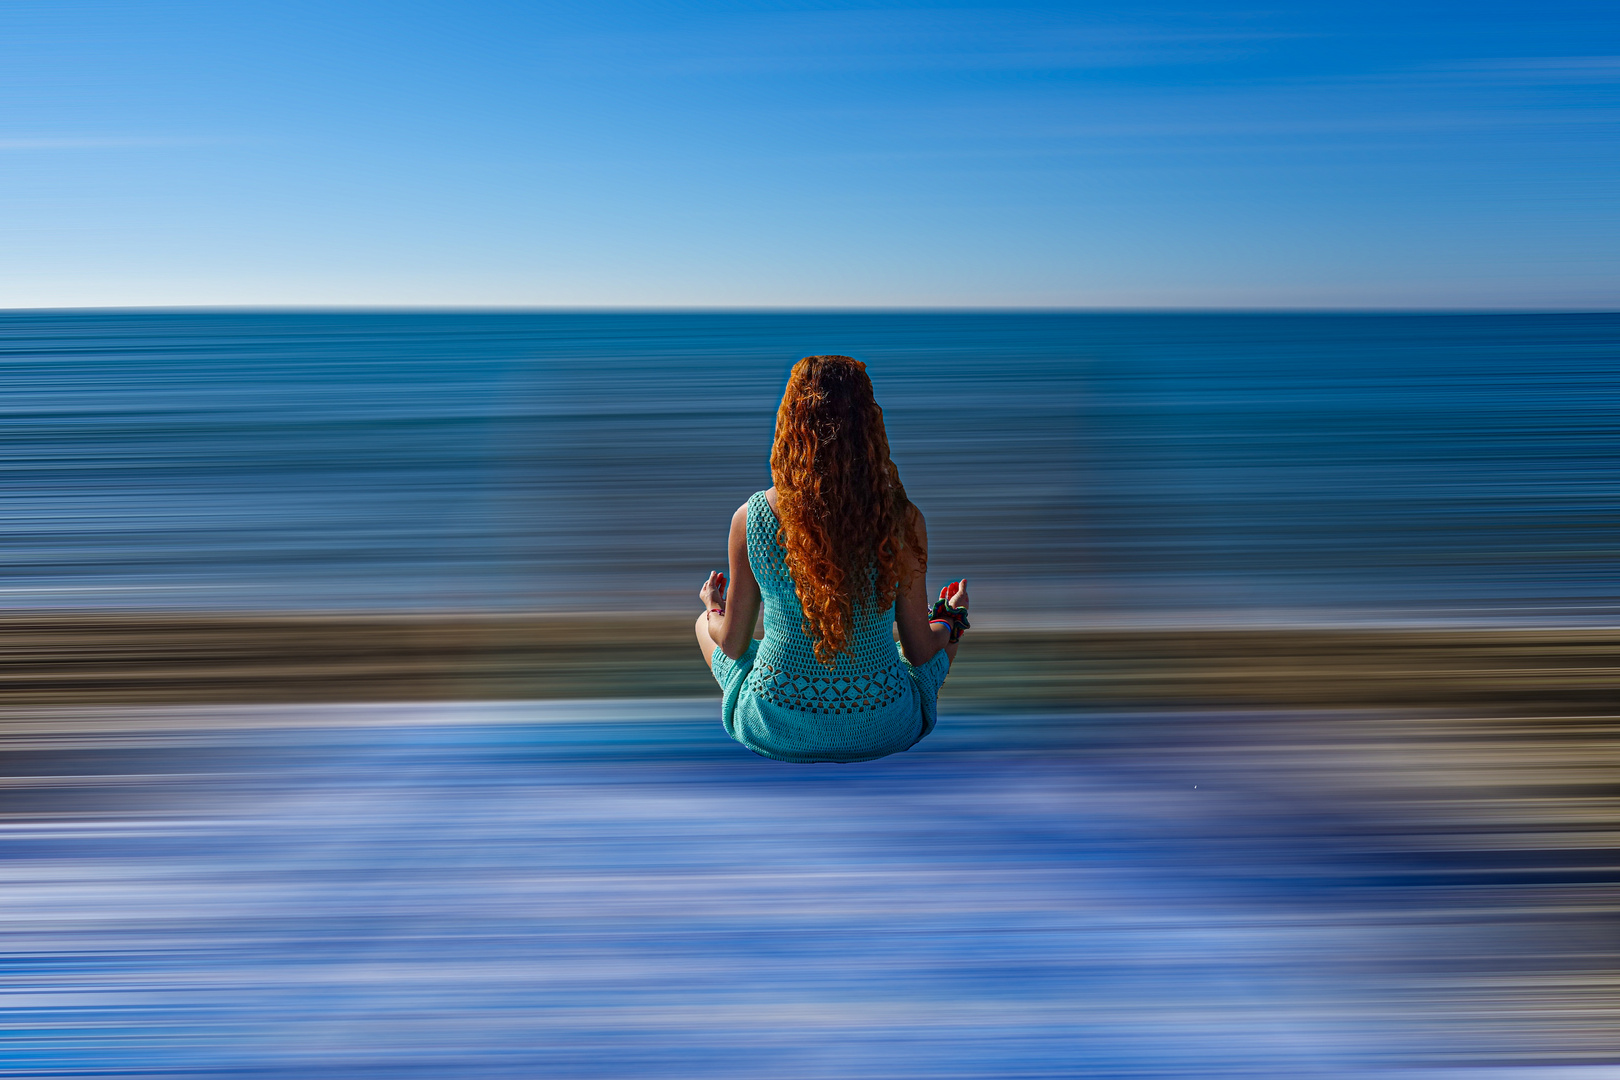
(771, 355, 922, 665)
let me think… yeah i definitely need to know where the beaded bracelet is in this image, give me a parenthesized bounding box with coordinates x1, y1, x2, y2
(929, 598, 971, 643)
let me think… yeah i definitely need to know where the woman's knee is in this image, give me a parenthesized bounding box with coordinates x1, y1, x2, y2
(694, 611, 718, 659)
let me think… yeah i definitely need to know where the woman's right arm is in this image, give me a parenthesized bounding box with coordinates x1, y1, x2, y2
(894, 506, 966, 666)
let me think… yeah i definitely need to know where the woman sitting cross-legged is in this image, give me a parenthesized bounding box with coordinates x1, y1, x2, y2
(695, 354, 970, 763)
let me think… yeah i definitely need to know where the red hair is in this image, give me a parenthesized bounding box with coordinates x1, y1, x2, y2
(771, 355, 922, 664)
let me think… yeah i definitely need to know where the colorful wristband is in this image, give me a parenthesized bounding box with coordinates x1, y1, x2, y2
(929, 599, 970, 643)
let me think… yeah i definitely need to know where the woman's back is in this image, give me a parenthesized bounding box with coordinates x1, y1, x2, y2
(745, 490, 913, 718)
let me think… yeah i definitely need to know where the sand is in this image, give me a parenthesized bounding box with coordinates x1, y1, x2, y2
(1, 612, 1613, 710)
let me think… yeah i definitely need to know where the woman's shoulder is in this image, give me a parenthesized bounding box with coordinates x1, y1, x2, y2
(731, 489, 775, 533)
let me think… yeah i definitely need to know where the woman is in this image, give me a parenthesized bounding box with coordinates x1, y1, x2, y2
(694, 355, 971, 763)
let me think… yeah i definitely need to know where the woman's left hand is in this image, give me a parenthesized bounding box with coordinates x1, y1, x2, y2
(700, 570, 727, 615)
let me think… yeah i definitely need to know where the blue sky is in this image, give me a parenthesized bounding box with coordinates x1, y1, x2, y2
(2, 0, 1615, 307)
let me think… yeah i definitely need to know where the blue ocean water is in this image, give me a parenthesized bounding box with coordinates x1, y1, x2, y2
(3, 310, 1615, 621)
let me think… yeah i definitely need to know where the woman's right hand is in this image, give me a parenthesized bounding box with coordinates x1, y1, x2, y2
(930, 579, 970, 644)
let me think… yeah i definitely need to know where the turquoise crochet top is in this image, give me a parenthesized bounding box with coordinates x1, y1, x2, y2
(708, 491, 949, 763)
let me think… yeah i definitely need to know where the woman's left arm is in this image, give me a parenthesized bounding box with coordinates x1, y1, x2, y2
(701, 502, 762, 661)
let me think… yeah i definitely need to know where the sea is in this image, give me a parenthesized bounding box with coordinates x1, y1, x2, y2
(5, 309, 1616, 623)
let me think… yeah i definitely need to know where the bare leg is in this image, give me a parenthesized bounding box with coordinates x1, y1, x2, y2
(694, 611, 721, 666)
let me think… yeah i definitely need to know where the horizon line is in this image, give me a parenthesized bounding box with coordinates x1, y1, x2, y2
(3, 304, 1616, 316)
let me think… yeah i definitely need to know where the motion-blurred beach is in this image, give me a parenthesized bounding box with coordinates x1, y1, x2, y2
(4, 311, 1616, 1076)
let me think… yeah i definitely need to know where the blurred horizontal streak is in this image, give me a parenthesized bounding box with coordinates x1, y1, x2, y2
(2, 700, 1616, 1075)
(4, 310, 1615, 621)
(0, 612, 1615, 712)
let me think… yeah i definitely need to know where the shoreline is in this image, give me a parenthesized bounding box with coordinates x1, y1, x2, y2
(3, 612, 1614, 711)
(7, 614, 1616, 1051)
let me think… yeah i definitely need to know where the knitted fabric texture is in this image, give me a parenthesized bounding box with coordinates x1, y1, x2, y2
(709, 491, 949, 763)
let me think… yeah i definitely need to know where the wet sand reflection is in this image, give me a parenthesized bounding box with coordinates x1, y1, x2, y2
(4, 696, 1615, 1077)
